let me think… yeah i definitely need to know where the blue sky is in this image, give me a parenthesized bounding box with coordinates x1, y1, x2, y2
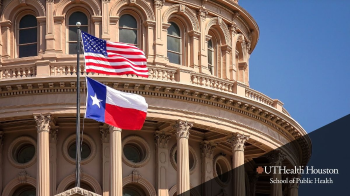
(239, 1, 350, 133)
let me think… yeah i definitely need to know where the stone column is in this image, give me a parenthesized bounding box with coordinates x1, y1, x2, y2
(288, 174, 300, 196)
(248, 172, 258, 196)
(221, 45, 232, 80)
(266, 150, 286, 196)
(109, 126, 122, 196)
(174, 120, 193, 195)
(154, 0, 167, 64)
(92, 16, 102, 38)
(100, 127, 110, 196)
(200, 141, 216, 196)
(34, 114, 51, 196)
(45, 0, 55, 52)
(0, 131, 3, 195)
(227, 133, 249, 196)
(54, 16, 64, 53)
(144, 21, 156, 64)
(198, 7, 209, 74)
(155, 131, 172, 196)
(189, 30, 200, 71)
(230, 23, 238, 81)
(49, 127, 58, 196)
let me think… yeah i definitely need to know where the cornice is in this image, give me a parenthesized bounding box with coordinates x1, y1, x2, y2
(0, 77, 311, 166)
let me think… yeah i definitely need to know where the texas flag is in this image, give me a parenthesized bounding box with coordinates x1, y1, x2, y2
(85, 77, 148, 130)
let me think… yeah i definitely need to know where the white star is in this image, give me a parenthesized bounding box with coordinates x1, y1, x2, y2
(90, 93, 102, 108)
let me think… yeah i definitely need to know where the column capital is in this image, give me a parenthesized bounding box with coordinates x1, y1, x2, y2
(34, 114, 52, 133)
(200, 141, 217, 158)
(100, 127, 110, 143)
(266, 150, 286, 166)
(154, 131, 172, 148)
(227, 133, 249, 151)
(109, 125, 122, 132)
(173, 120, 193, 139)
(49, 127, 58, 143)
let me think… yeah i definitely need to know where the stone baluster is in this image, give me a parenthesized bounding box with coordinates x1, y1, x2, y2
(109, 126, 122, 196)
(174, 120, 193, 195)
(266, 150, 286, 196)
(227, 133, 249, 196)
(155, 131, 172, 196)
(200, 141, 217, 196)
(34, 114, 52, 196)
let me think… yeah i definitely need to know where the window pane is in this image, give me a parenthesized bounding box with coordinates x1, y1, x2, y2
(123, 144, 142, 163)
(119, 29, 137, 45)
(19, 28, 37, 44)
(69, 42, 77, 54)
(16, 144, 35, 163)
(68, 142, 91, 160)
(19, 44, 37, 58)
(119, 14, 137, 28)
(167, 36, 180, 52)
(69, 26, 88, 42)
(20, 15, 37, 28)
(168, 22, 180, 37)
(208, 50, 212, 64)
(208, 39, 213, 49)
(69, 11, 88, 25)
(167, 52, 180, 64)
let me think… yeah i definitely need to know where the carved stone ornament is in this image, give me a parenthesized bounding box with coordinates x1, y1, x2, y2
(173, 120, 193, 139)
(154, 0, 164, 9)
(54, 187, 102, 196)
(227, 133, 249, 151)
(200, 141, 217, 158)
(131, 170, 141, 182)
(49, 127, 58, 143)
(34, 114, 51, 132)
(100, 127, 109, 143)
(18, 170, 29, 183)
(154, 132, 172, 148)
(198, 7, 208, 19)
(266, 150, 286, 166)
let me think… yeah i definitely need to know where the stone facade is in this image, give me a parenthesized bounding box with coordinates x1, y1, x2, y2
(0, 0, 311, 196)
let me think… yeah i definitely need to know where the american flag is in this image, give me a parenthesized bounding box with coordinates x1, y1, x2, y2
(81, 31, 148, 77)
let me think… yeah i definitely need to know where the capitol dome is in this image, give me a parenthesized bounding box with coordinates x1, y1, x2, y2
(0, 0, 311, 196)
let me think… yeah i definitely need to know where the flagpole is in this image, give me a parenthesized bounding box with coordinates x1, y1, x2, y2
(75, 21, 81, 188)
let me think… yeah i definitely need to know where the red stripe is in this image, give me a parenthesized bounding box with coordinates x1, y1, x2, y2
(86, 69, 149, 77)
(86, 62, 148, 72)
(107, 43, 140, 50)
(105, 104, 147, 130)
(107, 49, 145, 56)
(85, 55, 147, 62)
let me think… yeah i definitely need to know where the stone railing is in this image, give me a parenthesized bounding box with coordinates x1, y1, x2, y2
(190, 72, 234, 92)
(0, 65, 36, 79)
(245, 87, 274, 106)
(50, 64, 177, 82)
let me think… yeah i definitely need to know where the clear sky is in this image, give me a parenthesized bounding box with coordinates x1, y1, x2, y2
(239, 1, 350, 133)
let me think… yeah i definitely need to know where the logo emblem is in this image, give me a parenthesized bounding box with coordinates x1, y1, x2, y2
(256, 166, 264, 174)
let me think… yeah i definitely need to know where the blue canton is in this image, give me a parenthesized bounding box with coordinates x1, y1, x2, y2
(81, 31, 108, 57)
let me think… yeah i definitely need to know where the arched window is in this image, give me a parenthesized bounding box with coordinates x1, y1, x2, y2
(167, 22, 181, 64)
(119, 14, 138, 46)
(18, 15, 37, 58)
(123, 185, 146, 196)
(208, 39, 214, 74)
(68, 11, 88, 54)
(13, 185, 36, 196)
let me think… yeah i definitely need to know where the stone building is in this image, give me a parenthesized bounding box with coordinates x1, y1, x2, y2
(0, 0, 311, 196)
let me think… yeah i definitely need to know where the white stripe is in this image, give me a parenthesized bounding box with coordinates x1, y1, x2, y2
(106, 86, 148, 113)
(85, 52, 147, 66)
(86, 59, 148, 70)
(107, 47, 145, 55)
(85, 52, 146, 60)
(86, 65, 149, 75)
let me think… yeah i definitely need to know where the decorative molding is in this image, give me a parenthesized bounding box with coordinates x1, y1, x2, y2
(162, 4, 200, 32)
(200, 141, 217, 158)
(56, 172, 102, 195)
(55, 0, 101, 16)
(154, 0, 164, 9)
(49, 127, 58, 143)
(205, 17, 232, 45)
(122, 170, 157, 196)
(174, 120, 193, 139)
(1, 175, 36, 196)
(55, 187, 101, 196)
(17, 170, 29, 183)
(122, 135, 151, 168)
(100, 126, 109, 143)
(109, 0, 155, 21)
(227, 133, 249, 151)
(154, 131, 171, 148)
(62, 134, 97, 165)
(266, 150, 286, 166)
(8, 136, 37, 169)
